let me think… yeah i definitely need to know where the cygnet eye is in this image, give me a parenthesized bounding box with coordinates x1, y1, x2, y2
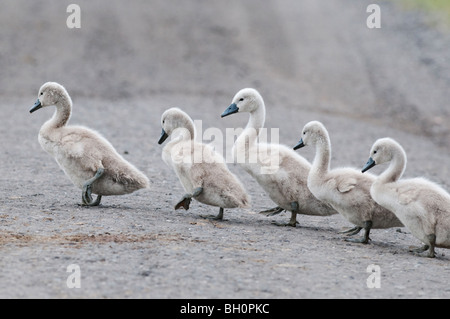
(40, 92, 43, 96)
(239, 98, 244, 102)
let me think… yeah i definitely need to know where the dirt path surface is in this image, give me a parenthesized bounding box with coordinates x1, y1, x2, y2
(0, 0, 449, 298)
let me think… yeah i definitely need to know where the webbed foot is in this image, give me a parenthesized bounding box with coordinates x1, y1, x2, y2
(259, 206, 285, 216)
(175, 194, 192, 210)
(201, 208, 224, 221)
(271, 220, 298, 227)
(272, 208, 298, 227)
(81, 168, 104, 207)
(81, 192, 102, 207)
(174, 187, 203, 211)
(410, 234, 436, 258)
(409, 245, 430, 254)
(345, 236, 371, 244)
(339, 226, 363, 236)
(344, 221, 372, 244)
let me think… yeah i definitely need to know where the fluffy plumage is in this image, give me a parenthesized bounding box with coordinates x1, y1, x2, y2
(30, 82, 149, 204)
(364, 138, 450, 257)
(159, 107, 250, 218)
(222, 89, 337, 226)
(296, 121, 402, 242)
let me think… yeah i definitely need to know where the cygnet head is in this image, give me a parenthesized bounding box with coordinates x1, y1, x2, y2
(30, 82, 71, 113)
(362, 137, 407, 173)
(158, 107, 195, 144)
(221, 88, 264, 117)
(293, 121, 329, 150)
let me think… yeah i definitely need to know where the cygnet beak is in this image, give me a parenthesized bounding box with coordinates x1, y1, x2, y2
(29, 99, 42, 113)
(293, 139, 305, 150)
(362, 157, 376, 173)
(221, 103, 239, 118)
(158, 128, 169, 145)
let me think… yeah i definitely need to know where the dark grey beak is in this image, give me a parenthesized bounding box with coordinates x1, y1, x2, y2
(158, 128, 169, 145)
(221, 103, 239, 118)
(293, 138, 305, 150)
(29, 99, 42, 113)
(362, 157, 376, 173)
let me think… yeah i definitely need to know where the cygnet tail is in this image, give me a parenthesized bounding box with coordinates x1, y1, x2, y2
(122, 168, 150, 192)
(239, 193, 251, 209)
(131, 170, 150, 190)
(109, 162, 150, 195)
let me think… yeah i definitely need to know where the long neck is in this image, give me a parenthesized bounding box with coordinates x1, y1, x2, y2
(311, 135, 331, 177)
(247, 104, 265, 134)
(46, 94, 72, 129)
(378, 153, 406, 184)
(163, 123, 196, 165)
(237, 101, 266, 148)
(171, 121, 196, 143)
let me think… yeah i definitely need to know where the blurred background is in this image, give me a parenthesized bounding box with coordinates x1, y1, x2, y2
(0, 0, 448, 137)
(0, 0, 449, 169)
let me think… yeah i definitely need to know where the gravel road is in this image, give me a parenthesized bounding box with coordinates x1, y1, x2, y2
(0, 0, 449, 299)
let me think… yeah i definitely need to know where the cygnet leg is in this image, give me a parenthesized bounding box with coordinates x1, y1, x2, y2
(272, 202, 299, 227)
(259, 206, 285, 216)
(426, 234, 436, 258)
(410, 234, 436, 258)
(188, 186, 224, 221)
(201, 207, 224, 221)
(174, 187, 203, 211)
(427, 234, 436, 258)
(345, 220, 372, 244)
(81, 168, 104, 206)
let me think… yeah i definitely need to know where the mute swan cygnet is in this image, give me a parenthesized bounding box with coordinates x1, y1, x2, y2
(294, 121, 403, 243)
(362, 138, 450, 257)
(29, 82, 149, 206)
(221, 89, 337, 227)
(158, 107, 250, 220)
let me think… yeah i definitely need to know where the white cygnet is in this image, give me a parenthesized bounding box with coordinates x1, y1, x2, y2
(221, 89, 337, 227)
(294, 121, 403, 243)
(158, 107, 250, 220)
(363, 137, 450, 257)
(30, 82, 149, 206)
